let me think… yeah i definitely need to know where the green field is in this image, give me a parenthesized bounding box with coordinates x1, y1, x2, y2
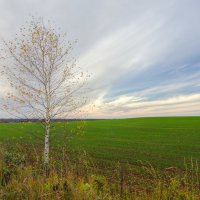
(0, 117, 200, 168)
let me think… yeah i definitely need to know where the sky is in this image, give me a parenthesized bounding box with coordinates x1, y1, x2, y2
(0, 0, 200, 118)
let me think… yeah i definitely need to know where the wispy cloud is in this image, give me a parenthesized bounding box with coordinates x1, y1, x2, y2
(84, 93, 200, 118)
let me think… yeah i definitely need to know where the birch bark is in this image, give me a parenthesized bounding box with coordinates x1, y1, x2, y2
(44, 122, 50, 165)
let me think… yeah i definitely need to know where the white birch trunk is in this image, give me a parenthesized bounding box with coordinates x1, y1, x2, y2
(44, 123, 50, 165)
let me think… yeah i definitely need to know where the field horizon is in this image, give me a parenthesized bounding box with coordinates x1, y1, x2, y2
(0, 115, 199, 121)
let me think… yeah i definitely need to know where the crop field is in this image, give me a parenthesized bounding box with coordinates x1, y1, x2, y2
(0, 116, 200, 168)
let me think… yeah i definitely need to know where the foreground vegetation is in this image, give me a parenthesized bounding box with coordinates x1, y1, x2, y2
(0, 143, 200, 199)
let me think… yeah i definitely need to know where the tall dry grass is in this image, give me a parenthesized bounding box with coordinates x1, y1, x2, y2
(0, 143, 200, 199)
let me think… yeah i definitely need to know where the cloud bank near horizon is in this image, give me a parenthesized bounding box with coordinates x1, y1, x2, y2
(0, 0, 200, 118)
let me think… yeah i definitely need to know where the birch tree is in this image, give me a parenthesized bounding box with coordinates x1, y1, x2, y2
(1, 17, 88, 166)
